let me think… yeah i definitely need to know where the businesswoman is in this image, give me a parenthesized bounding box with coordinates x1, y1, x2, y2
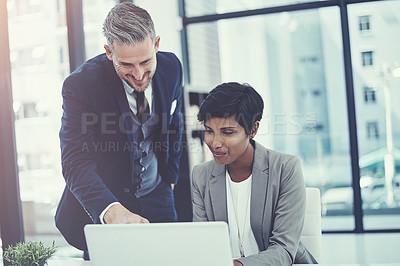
(191, 82, 317, 266)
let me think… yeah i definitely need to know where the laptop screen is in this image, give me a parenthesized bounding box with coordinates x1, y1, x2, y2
(84, 221, 233, 266)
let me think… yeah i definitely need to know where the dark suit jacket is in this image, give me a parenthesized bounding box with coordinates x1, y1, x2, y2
(192, 142, 318, 265)
(55, 51, 184, 250)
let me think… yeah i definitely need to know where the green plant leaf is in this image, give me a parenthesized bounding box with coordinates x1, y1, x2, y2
(3, 240, 58, 266)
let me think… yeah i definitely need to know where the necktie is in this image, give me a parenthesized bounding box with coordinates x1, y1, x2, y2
(133, 90, 150, 123)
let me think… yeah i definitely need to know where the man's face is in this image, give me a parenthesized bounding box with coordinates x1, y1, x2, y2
(105, 36, 160, 92)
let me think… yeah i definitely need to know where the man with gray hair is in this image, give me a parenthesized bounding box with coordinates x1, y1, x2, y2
(55, 3, 184, 259)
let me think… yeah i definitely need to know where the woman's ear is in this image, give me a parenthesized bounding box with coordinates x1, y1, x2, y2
(249, 121, 260, 139)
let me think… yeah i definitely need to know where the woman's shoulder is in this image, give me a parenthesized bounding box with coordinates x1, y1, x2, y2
(192, 160, 218, 176)
(254, 142, 304, 188)
(254, 141, 299, 167)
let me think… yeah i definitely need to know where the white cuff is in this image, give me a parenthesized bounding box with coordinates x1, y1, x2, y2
(99, 202, 121, 224)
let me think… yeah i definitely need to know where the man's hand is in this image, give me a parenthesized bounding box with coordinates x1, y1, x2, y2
(103, 204, 149, 224)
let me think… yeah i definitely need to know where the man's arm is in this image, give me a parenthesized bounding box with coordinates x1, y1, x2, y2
(60, 76, 119, 223)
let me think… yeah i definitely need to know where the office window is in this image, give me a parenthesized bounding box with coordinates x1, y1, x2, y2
(358, 15, 371, 32)
(7, 0, 43, 17)
(83, 0, 117, 60)
(349, 1, 400, 230)
(184, 0, 330, 17)
(12, 47, 46, 68)
(56, 0, 65, 13)
(185, 0, 400, 232)
(7, 0, 74, 254)
(362, 51, 374, 67)
(186, 7, 355, 231)
(23, 102, 39, 118)
(59, 47, 64, 64)
(56, 0, 66, 26)
(366, 122, 379, 139)
(363, 86, 376, 103)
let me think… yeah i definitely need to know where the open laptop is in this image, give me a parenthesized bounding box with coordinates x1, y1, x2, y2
(84, 221, 233, 266)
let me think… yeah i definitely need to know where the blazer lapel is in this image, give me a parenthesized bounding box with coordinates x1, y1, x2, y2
(104, 60, 133, 126)
(151, 69, 171, 140)
(151, 71, 162, 115)
(103, 60, 135, 173)
(209, 163, 228, 223)
(250, 142, 270, 247)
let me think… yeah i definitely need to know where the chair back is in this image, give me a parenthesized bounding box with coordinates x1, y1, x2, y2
(301, 187, 322, 262)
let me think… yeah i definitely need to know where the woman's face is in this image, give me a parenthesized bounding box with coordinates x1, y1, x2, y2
(203, 115, 255, 166)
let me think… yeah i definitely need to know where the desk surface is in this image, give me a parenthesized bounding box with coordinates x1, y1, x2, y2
(46, 259, 400, 266)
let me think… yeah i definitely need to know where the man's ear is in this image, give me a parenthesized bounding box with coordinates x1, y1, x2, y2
(104, 44, 113, 61)
(249, 121, 260, 139)
(154, 36, 160, 53)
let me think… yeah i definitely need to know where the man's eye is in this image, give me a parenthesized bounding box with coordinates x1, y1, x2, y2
(223, 131, 234, 135)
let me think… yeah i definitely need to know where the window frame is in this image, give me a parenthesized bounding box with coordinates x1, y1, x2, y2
(362, 50, 374, 67)
(0, 0, 136, 253)
(358, 15, 371, 32)
(363, 86, 376, 103)
(179, 0, 400, 234)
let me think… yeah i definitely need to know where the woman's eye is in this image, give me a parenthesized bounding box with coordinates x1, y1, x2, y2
(223, 131, 234, 135)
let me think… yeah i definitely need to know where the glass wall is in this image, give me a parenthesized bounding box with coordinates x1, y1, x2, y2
(7, 0, 72, 254)
(186, 7, 354, 231)
(4, 2, 399, 257)
(83, 0, 117, 60)
(5, 0, 184, 257)
(185, 0, 329, 17)
(6, 0, 115, 257)
(183, 0, 400, 231)
(348, 1, 400, 230)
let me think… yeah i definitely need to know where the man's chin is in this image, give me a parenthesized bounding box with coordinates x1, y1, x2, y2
(127, 80, 150, 92)
(133, 82, 149, 92)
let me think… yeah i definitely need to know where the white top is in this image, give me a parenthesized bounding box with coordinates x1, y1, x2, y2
(226, 170, 260, 259)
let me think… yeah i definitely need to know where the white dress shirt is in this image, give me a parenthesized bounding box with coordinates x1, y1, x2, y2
(122, 79, 153, 115)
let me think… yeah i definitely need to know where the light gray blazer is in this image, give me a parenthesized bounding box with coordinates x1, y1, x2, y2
(191, 141, 317, 265)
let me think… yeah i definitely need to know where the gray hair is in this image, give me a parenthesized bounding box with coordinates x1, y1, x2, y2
(102, 2, 156, 51)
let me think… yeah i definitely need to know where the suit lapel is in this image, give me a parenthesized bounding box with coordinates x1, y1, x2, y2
(250, 142, 270, 247)
(103, 59, 135, 175)
(151, 71, 164, 116)
(209, 163, 228, 223)
(208, 143, 270, 230)
(104, 60, 133, 134)
(152, 67, 173, 141)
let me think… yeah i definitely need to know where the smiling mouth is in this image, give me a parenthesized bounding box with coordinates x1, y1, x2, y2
(128, 74, 146, 83)
(134, 76, 144, 82)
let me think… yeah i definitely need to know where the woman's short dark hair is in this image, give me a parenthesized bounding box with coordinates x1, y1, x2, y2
(197, 82, 264, 135)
